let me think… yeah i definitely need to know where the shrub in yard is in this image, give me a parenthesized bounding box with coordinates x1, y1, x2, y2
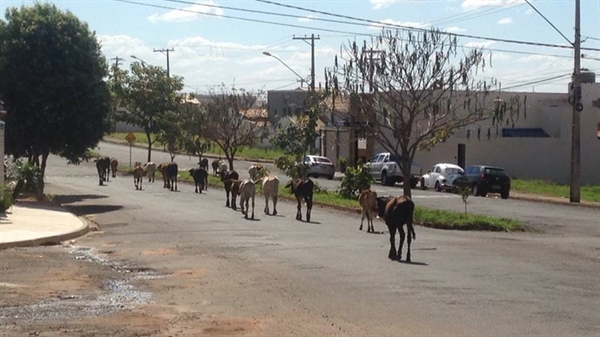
(274, 155, 307, 179)
(338, 164, 374, 199)
(0, 184, 13, 212)
(5, 159, 42, 198)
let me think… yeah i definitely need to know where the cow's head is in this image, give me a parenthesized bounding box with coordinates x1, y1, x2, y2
(376, 196, 390, 218)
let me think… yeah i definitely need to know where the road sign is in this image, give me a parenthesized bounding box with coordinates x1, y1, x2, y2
(125, 132, 136, 144)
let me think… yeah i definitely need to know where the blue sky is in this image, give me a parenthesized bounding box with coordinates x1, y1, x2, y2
(1, 0, 599, 94)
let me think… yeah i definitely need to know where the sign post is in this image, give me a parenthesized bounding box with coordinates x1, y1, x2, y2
(125, 133, 136, 167)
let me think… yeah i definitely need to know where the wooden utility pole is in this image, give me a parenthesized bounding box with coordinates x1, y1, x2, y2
(153, 48, 175, 77)
(570, 0, 582, 203)
(293, 34, 320, 92)
(111, 56, 123, 69)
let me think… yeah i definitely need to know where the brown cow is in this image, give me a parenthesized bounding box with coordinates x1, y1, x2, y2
(376, 196, 416, 263)
(358, 189, 378, 233)
(157, 162, 170, 188)
(258, 175, 279, 215)
(285, 178, 314, 222)
(110, 158, 118, 178)
(94, 157, 110, 186)
(220, 170, 239, 208)
(133, 162, 144, 190)
(231, 179, 256, 219)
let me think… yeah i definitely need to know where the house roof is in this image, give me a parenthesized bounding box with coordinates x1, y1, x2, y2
(240, 108, 269, 121)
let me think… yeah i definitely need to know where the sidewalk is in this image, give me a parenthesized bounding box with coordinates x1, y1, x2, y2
(0, 203, 90, 249)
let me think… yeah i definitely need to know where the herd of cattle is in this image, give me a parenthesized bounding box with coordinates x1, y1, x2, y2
(93, 156, 417, 263)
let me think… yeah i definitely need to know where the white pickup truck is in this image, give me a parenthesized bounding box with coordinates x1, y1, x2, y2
(365, 152, 422, 188)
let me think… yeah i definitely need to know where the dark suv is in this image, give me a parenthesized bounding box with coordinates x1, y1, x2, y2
(452, 165, 511, 199)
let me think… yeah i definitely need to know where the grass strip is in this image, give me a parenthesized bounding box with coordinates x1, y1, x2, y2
(118, 167, 523, 232)
(512, 179, 600, 203)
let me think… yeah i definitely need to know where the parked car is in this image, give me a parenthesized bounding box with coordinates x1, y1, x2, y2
(365, 152, 422, 188)
(452, 165, 511, 199)
(420, 163, 464, 192)
(300, 155, 335, 180)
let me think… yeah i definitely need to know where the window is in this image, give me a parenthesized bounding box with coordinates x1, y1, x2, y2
(435, 167, 442, 174)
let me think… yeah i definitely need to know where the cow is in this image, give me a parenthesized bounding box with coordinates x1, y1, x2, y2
(220, 170, 239, 208)
(233, 179, 256, 219)
(157, 162, 170, 188)
(199, 158, 209, 171)
(144, 162, 157, 183)
(258, 175, 279, 215)
(358, 189, 378, 233)
(167, 162, 178, 191)
(133, 162, 144, 190)
(189, 168, 208, 193)
(94, 157, 110, 186)
(110, 158, 119, 178)
(376, 196, 416, 263)
(285, 178, 314, 222)
(211, 159, 220, 176)
(248, 164, 264, 181)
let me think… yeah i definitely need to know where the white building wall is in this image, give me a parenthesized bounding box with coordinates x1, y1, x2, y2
(372, 84, 600, 185)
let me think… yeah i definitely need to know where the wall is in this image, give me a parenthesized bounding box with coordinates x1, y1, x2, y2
(267, 89, 309, 121)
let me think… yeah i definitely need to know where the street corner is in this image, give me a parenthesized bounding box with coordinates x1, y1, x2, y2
(0, 203, 90, 249)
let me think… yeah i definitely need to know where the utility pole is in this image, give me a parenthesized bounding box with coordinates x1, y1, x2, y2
(153, 48, 175, 77)
(570, 0, 582, 203)
(111, 56, 123, 69)
(293, 34, 320, 93)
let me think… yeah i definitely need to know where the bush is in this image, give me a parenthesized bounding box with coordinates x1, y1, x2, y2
(5, 159, 42, 198)
(274, 155, 307, 179)
(338, 164, 374, 199)
(0, 184, 13, 212)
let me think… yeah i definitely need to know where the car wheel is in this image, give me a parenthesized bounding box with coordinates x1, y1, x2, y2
(327, 174, 334, 180)
(410, 178, 418, 189)
(420, 178, 426, 190)
(472, 184, 479, 196)
(435, 181, 442, 192)
(501, 189, 510, 199)
(381, 171, 388, 186)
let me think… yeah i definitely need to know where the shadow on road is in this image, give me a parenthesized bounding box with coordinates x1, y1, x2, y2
(53, 194, 108, 205)
(397, 260, 428, 266)
(61, 204, 124, 216)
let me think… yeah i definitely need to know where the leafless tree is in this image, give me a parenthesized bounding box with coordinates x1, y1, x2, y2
(326, 28, 504, 197)
(202, 85, 261, 171)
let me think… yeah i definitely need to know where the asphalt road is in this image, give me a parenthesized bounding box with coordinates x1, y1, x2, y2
(33, 152, 600, 336)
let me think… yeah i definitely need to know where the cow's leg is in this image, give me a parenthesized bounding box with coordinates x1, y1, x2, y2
(174, 177, 178, 191)
(225, 189, 231, 208)
(369, 212, 375, 233)
(296, 198, 302, 221)
(406, 224, 413, 263)
(387, 225, 397, 260)
(250, 196, 255, 220)
(195, 183, 198, 193)
(264, 195, 269, 215)
(398, 227, 406, 262)
(273, 195, 277, 216)
(306, 197, 312, 223)
(360, 208, 366, 231)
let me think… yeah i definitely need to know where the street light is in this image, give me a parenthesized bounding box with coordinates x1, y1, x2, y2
(130, 55, 149, 66)
(263, 51, 305, 87)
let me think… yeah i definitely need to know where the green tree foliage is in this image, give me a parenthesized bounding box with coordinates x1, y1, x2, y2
(338, 163, 374, 199)
(115, 62, 184, 162)
(0, 3, 111, 186)
(327, 28, 503, 197)
(201, 86, 260, 171)
(270, 95, 321, 179)
(177, 96, 212, 161)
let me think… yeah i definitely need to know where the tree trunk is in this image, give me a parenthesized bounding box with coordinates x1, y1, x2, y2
(146, 131, 152, 162)
(38, 151, 49, 197)
(227, 154, 234, 171)
(401, 162, 412, 198)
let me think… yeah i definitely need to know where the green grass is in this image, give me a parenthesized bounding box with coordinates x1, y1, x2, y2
(108, 132, 284, 161)
(122, 168, 520, 232)
(511, 179, 600, 203)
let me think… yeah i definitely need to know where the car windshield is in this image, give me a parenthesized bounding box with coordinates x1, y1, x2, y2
(314, 157, 332, 164)
(484, 168, 507, 176)
(446, 168, 463, 175)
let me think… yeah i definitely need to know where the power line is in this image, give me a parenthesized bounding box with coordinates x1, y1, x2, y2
(524, 0, 571, 45)
(255, 0, 600, 52)
(501, 74, 571, 91)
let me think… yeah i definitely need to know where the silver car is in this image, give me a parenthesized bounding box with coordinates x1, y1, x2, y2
(302, 155, 335, 180)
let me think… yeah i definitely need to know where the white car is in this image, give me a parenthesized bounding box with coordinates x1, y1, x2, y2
(420, 163, 464, 192)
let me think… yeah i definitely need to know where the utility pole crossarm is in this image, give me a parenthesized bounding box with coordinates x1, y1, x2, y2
(293, 34, 320, 93)
(154, 48, 175, 77)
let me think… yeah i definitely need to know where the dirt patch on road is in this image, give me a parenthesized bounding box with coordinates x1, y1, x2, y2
(142, 247, 176, 256)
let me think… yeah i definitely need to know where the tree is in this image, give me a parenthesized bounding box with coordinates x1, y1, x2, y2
(270, 96, 321, 179)
(326, 28, 502, 197)
(0, 3, 111, 186)
(201, 86, 260, 171)
(116, 62, 184, 162)
(178, 96, 212, 162)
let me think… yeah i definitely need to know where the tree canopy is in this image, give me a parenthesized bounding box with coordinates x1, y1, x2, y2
(115, 62, 184, 162)
(0, 3, 111, 180)
(326, 28, 502, 197)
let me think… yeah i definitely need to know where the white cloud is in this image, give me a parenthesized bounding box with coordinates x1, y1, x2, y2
(148, 0, 223, 22)
(525, 8, 533, 14)
(444, 26, 467, 33)
(498, 17, 513, 24)
(298, 15, 314, 22)
(461, 0, 525, 10)
(370, 19, 430, 30)
(370, 0, 405, 9)
(464, 41, 497, 48)
(169, 36, 267, 52)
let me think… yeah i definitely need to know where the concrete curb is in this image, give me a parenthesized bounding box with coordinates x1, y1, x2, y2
(0, 216, 91, 250)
